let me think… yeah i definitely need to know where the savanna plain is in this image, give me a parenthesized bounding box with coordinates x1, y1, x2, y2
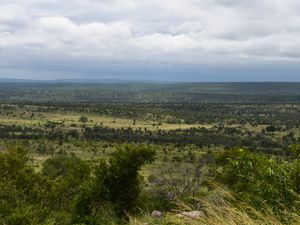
(0, 82, 300, 225)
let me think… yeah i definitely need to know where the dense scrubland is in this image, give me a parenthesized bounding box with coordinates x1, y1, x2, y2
(0, 82, 299, 225)
(0, 82, 300, 103)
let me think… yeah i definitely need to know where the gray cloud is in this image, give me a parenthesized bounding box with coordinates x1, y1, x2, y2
(0, 0, 300, 80)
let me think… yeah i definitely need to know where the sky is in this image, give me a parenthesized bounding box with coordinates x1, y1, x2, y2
(0, 0, 300, 82)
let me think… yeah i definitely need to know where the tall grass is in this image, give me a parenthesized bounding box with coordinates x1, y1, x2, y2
(128, 185, 300, 225)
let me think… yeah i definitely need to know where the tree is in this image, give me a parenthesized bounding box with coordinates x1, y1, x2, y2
(42, 153, 90, 210)
(0, 146, 53, 224)
(73, 144, 155, 223)
(266, 125, 277, 133)
(290, 144, 300, 157)
(79, 116, 88, 123)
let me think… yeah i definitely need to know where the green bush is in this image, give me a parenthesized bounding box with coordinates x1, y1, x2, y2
(0, 146, 51, 224)
(0, 146, 91, 225)
(216, 148, 300, 213)
(73, 144, 155, 223)
(42, 153, 91, 211)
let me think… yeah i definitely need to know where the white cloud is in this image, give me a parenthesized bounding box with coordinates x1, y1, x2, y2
(0, 0, 300, 79)
(134, 33, 196, 52)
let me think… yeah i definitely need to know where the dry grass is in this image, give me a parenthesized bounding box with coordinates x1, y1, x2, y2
(128, 185, 300, 225)
(0, 110, 208, 131)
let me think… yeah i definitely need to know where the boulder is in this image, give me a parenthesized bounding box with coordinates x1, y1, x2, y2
(151, 210, 163, 218)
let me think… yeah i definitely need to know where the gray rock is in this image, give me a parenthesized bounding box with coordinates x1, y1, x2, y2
(179, 211, 205, 219)
(151, 210, 163, 218)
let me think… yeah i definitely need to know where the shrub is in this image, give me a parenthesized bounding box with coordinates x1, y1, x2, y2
(216, 148, 300, 214)
(73, 144, 155, 223)
(79, 116, 88, 123)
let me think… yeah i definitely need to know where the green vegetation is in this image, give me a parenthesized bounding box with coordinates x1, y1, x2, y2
(73, 145, 155, 224)
(0, 82, 299, 224)
(217, 148, 300, 214)
(0, 82, 299, 103)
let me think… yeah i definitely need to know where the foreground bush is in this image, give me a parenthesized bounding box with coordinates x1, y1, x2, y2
(73, 144, 156, 224)
(216, 148, 300, 215)
(1, 144, 300, 224)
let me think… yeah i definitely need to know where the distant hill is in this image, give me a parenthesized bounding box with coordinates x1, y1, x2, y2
(0, 78, 37, 83)
(0, 78, 169, 84)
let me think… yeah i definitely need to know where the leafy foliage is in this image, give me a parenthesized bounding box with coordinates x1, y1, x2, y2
(42, 153, 91, 211)
(79, 116, 89, 123)
(216, 148, 300, 213)
(73, 144, 155, 223)
(290, 144, 300, 157)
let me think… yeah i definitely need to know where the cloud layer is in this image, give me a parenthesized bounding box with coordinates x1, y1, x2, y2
(0, 0, 300, 80)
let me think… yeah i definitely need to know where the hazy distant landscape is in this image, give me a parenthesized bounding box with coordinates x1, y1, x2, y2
(0, 81, 299, 104)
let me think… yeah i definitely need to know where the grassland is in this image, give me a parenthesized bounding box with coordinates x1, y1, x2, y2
(0, 82, 299, 225)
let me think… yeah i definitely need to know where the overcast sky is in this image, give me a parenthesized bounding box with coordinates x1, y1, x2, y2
(0, 0, 300, 81)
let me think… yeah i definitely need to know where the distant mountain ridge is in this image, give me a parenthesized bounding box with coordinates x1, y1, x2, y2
(0, 77, 299, 84)
(0, 78, 171, 84)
